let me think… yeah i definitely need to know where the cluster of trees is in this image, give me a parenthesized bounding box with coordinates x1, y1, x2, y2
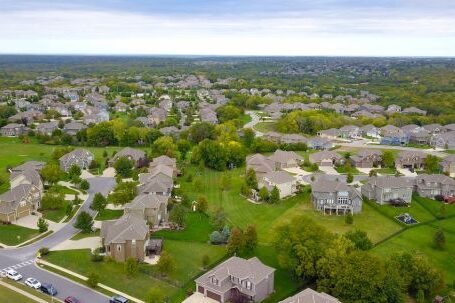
(227, 225, 258, 255)
(273, 215, 445, 303)
(241, 169, 280, 203)
(107, 181, 138, 205)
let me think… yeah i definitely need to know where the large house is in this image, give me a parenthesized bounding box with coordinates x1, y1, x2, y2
(278, 288, 341, 303)
(268, 150, 304, 170)
(100, 215, 149, 262)
(149, 155, 178, 176)
(258, 171, 297, 199)
(441, 155, 455, 175)
(59, 149, 94, 172)
(361, 176, 414, 204)
(195, 256, 275, 303)
(395, 151, 426, 169)
(350, 149, 382, 168)
(246, 154, 276, 178)
(36, 121, 59, 136)
(414, 174, 455, 199)
(108, 147, 147, 168)
(0, 184, 42, 222)
(124, 194, 168, 226)
(1, 123, 26, 137)
(139, 165, 174, 196)
(309, 150, 343, 167)
(311, 179, 362, 214)
(430, 132, 455, 149)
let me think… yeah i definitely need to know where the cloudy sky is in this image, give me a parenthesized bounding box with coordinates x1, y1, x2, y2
(0, 0, 454, 56)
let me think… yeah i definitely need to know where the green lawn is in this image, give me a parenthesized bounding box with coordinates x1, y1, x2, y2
(368, 199, 437, 225)
(372, 167, 397, 175)
(70, 229, 100, 240)
(95, 209, 124, 221)
(48, 184, 79, 195)
(154, 212, 213, 243)
(41, 207, 67, 223)
(44, 249, 178, 301)
(254, 122, 277, 133)
(413, 195, 455, 218)
(334, 164, 363, 175)
(0, 282, 41, 303)
(373, 219, 455, 283)
(0, 224, 39, 246)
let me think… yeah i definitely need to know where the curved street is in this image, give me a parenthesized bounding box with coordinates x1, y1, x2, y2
(0, 176, 115, 303)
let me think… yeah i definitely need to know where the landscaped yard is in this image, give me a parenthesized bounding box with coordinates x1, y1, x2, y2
(0, 224, 39, 246)
(95, 209, 124, 221)
(334, 164, 362, 175)
(41, 207, 67, 223)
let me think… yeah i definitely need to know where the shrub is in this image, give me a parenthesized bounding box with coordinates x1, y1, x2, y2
(38, 247, 49, 256)
(91, 252, 104, 262)
(37, 217, 49, 233)
(86, 272, 99, 288)
(80, 180, 90, 190)
(345, 213, 354, 225)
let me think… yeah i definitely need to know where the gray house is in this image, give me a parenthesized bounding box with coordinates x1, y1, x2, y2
(268, 150, 304, 170)
(361, 176, 414, 204)
(441, 155, 455, 175)
(108, 147, 147, 168)
(124, 194, 168, 226)
(59, 149, 94, 172)
(1, 123, 26, 137)
(311, 179, 362, 214)
(309, 150, 343, 167)
(63, 121, 87, 136)
(350, 149, 382, 168)
(279, 288, 341, 303)
(395, 151, 426, 169)
(414, 174, 455, 198)
(195, 256, 275, 303)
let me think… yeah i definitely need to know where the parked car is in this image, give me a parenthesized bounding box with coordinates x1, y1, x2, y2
(40, 283, 57, 296)
(443, 195, 455, 204)
(5, 269, 22, 281)
(109, 295, 129, 303)
(25, 277, 41, 289)
(64, 296, 81, 303)
(389, 198, 409, 207)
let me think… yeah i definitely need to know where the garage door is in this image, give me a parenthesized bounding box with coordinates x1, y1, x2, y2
(198, 286, 204, 294)
(207, 291, 221, 302)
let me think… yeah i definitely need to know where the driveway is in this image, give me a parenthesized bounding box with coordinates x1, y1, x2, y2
(182, 292, 219, 303)
(318, 166, 340, 175)
(244, 110, 263, 137)
(102, 167, 116, 177)
(0, 176, 115, 303)
(397, 167, 417, 177)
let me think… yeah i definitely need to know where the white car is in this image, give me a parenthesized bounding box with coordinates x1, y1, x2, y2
(5, 269, 22, 281)
(25, 277, 41, 289)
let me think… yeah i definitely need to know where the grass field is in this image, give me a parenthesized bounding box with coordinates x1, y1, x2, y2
(1, 279, 59, 303)
(70, 229, 100, 240)
(0, 283, 40, 303)
(41, 207, 67, 223)
(0, 224, 39, 246)
(95, 209, 124, 221)
(254, 121, 277, 133)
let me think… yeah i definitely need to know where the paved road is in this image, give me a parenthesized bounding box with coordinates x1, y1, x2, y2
(245, 111, 264, 137)
(0, 177, 115, 303)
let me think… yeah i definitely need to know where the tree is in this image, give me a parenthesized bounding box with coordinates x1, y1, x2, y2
(211, 208, 226, 230)
(424, 155, 440, 173)
(107, 181, 137, 205)
(91, 193, 107, 212)
(242, 128, 255, 148)
(37, 218, 48, 233)
(177, 139, 191, 160)
(124, 257, 138, 277)
(216, 105, 241, 123)
(220, 174, 232, 191)
(345, 213, 354, 225)
(346, 172, 354, 184)
(369, 169, 378, 177)
(258, 187, 269, 202)
(439, 204, 446, 219)
(114, 156, 134, 178)
(345, 230, 373, 250)
(244, 225, 258, 253)
(145, 287, 165, 303)
(40, 192, 65, 210)
(210, 231, 225, 244)
(188, 122, 216, 144)
(80, 179, 90, 190)
(245, 168, 258, 189)
(156, 251, 175, 277)
(433, 229, 446, 250)
(196, 196, 208, 213)
(74, 211, 93, 233)
(153, 136, 178, 158)
(68, 164, 81, 179)
(86, 272, 99, 288)
(227, 227, 244, 255)
(416, 289, 425, 303)
(40, 163, 62, 184)
(382, 151, 395, 168)
(202, 254, 210, 269)
(169, 204, 187, 227)
(195, 139, 228, 171)
(270, 186, 280, 203)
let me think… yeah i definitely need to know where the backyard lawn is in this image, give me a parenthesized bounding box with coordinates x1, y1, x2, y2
(0, 224, 39, 246)
(95, 209, 124, 221)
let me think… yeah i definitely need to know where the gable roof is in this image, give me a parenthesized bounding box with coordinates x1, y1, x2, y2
(268, 150, 304, 163)
(101, 215, 148, 244)
(279, 288, 341, 303)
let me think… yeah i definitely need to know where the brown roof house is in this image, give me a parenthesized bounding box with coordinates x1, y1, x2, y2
(139, 165, 174, 196)
(108, 147, 147, 168)
(258, 171, 297, 199)
(414, 174, 455, 199)
(395, 151, 427, 169)
(0, 184, 42, 223)
(59, 149, 94, 172)
(361, 176, 414, 204)
(195, 256, 275, 303)
(149, 155, 177, 175)
(309, 150, 343, 167)
(350, 149, 382, 168)
(124, 194, 168, 226)
(311, 179, 362, 214)
(100, 215, 149, 262)
(441, 155, 455, 175)
(268, 150, 304, 170)
(278, 288, 341, 303)
(0, 123, 26, 137)
(246, 154, 276, 178)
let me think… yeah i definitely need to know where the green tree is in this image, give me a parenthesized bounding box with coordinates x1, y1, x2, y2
(242, 128, 255, 148)
(433, 229, 446, 250)
(114, 156, 134, 178)
(345, 213, 354, 225)
(227, 227, 244, 255)
(424, 155, 441, 173)
(74, 211, 93, 233)
(169, 204, 187, 227)
(196, 196, 208, 213)
(91, 193, 107, 212)
(86, 272, 99, 288)
(211, 208, 226, 230)
(416, 289, 425, 303)
(68, 164, 81, 179)
(40, 163, 62, 184)
(80, 179, 90, 190)
(153, 136, 178, 158)
(177, 139, 191, 160)
(156, 251, 175, 277)
(37, 218, 49, 233)
(269, 186, 280, 203)
(216, 105, 241, 123)
(258, 187, 269, 202)
(369, 169, 378, 177)
(345, 230, 373, 250)
(439, 204, 447, 219)
(40, 192, 65, 210)
(188, 122, 216, 144)
(107, 181, 137, 205)
(245, 168, 258, 189)
(244, 225, 258, 253)
(202, 254, 210, 269)
(346, 172, 353, 184)
(382, 151, 395, 168)
(220, 173, 232, 191)
(124, 257, 138, 277)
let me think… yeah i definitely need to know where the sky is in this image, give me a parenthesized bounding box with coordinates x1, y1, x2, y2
(0, 0, 454, 56)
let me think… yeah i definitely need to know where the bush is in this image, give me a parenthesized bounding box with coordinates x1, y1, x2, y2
(124, 257, 138, 276)
(80, 180, 90, 190)
(433, 229, 446, 250)
(38, 247, 49, 256)
(345, 213, 354, 225)
(37, 217, 49, 233)
(91, 252, 104, 262)
(86, 272, 99, 288)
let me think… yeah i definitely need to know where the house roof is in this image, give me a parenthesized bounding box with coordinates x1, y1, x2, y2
(101, 215, 148, 244)
(364, 176, 414, 189)
(111, 147, 146, 163)
(59, 149, 94, 163)
(415, 174, 455, 186)
(0, 184, 34, 214)
(262, 171, 295, 184)
(268, 150, 304, 164)
(278, 288, 341, 303)
(125, 194, 168, 211)
(10, 169, 42, 188)
(11, 161, 45, 172)
(309, 151, 342, 163)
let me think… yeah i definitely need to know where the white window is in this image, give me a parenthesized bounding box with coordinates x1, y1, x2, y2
(117, 245, 122, 251)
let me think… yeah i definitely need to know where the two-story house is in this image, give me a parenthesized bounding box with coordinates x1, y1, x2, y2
(311, 179, 362, 214)
(59, 149, 94, 172)
(124, 194, 168, 226)
(361, 176, 414, 204)
(258, 171, 297, 199)
(350, 149, 382, 168)
(414, 174, 455, 199)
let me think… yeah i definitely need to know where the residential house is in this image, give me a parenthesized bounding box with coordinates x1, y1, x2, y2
(395, 151, 426, 169)
(278, 288, 341, 303)
(149, 155, 177, 175)
(109, 147, 147, 168)
(195, 256, 275, 303)
(311, 179, 362, 214)
(59, 149, 94, 172)
(280, 134, 307, 145)
(63, 121, 87, 136)
(36, 121, 59, 136)
(148, 107, 167, 125)
(430, 132, 455, 149)
(443, 124, 455, 132)
(339, 125, 360, 139)
(309, 151, 343, 167)
(268, 150, 304, 170)
(10, 169, 44, 195)
(258, 171, 297, 199)
(423, 124, 444, 135)
(380, 125, 409, 145)
(360, 124, 381, 139)
(361, 176, 414, 204)
(402, 107, 427, 115)
(11, 161, 45, 173)
(1, 123, 26, 137)
(317, 128, 340, 140)
(124, 194, 168, 226)
(114, 102, 129, 112)
(139, 165, 174, 196)
(0, 184, 42, 222)
(441, 155, 455, 175)
(414, 174, 455, 198)
(100, 215, 149, 262)
(262, 132, 282, 144)
(246, 154, 276, 178)
(386, 104, 402, 114)
(135, 117, 154, 128)
(350, 149, 382, 168)
(408, 129, 431, 145)
(307, 137, 333, 150)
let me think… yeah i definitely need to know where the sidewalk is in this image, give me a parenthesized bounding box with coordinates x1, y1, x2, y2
(0, 279, 48, 303)
(37, 260, 144, 303)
